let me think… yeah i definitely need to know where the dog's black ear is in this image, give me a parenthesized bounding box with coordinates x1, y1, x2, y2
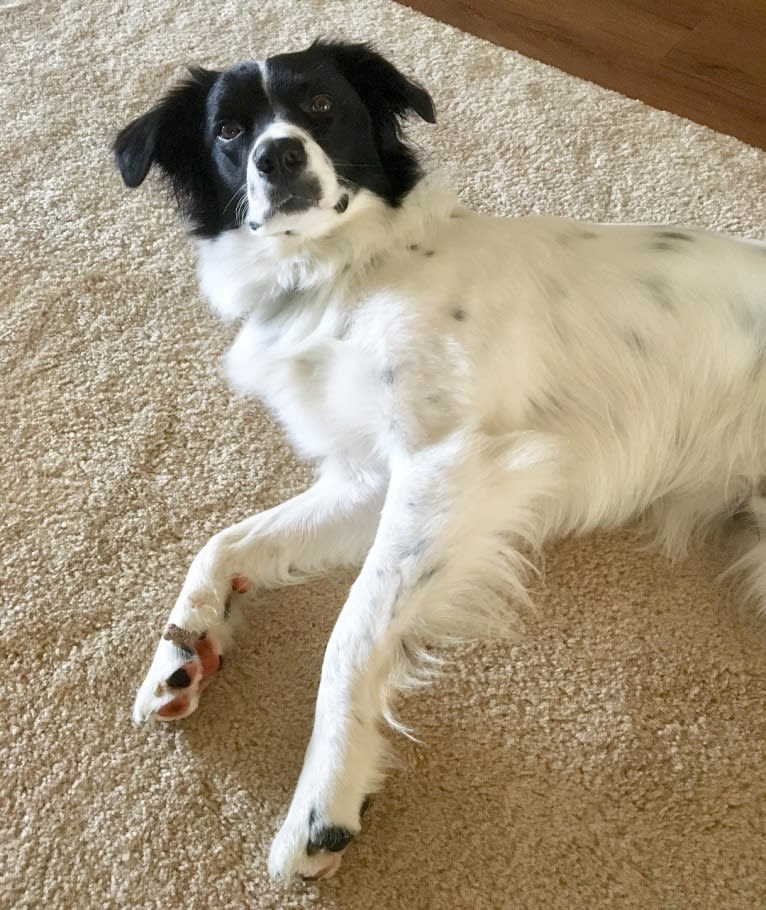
(113, 67, 219, 192)
(318, 41, 435, 204)
(320, 40, 436, 125)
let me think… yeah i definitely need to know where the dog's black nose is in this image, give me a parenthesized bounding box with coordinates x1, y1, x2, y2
(254, 138, 308, 181)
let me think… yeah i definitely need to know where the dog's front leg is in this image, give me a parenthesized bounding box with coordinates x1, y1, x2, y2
(132, 461, 386, 722)
(268, 432, 558, 880)
(266, 538, 406, 881)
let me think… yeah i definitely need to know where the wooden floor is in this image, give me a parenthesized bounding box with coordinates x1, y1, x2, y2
(396, 0, 766, 149)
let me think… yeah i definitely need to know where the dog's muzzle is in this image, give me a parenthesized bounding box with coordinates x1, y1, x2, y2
(254, 137, 308, 185)
(251, 137, 321, 216)
(246, 125, 347, 234)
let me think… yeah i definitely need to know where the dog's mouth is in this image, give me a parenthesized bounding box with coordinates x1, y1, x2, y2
(248, 190, 351, 233)
(273, 193, 318, 216)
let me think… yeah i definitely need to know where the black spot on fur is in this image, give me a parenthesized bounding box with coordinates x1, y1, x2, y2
(656, 230, 694, 243)
(578, 230, 597, 240)
(452, 307, 467, 321)
(407, 243, 420, 252)
(307, 809, 354, 856)
(166, 668, 192, 689)
(547, 395, 565, 414)
(381, 366, 395, 385)
(650, 231, 694, 253)
(399, 539, 427, 561)
(529, 394, 564, 420)
(422, 249, 435, 257)
(414, 563, 444, 588)
(642, 277, 676, 312)
(625, 330, 649, 357)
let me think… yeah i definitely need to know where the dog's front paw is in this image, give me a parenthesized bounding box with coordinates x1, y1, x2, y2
(132, 575, 251, 723)
(268, 801, 368, 881)
(132, 624, 224, 722)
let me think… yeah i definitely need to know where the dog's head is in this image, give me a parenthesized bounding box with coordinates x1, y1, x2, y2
(113, 40, 435, 238)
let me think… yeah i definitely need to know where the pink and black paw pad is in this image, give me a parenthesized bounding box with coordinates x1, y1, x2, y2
(152, 625, 223, 720)
(132, 575, 252, 724)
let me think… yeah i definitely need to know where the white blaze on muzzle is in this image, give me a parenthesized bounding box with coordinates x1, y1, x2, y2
(246, 122, 345, 235)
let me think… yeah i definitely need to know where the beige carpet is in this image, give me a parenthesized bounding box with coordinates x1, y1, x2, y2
(3, 1, 766, 907)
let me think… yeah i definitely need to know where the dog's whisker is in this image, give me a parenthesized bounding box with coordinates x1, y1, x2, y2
(223, 185, 247, 215)
(235, 191, 250, 225)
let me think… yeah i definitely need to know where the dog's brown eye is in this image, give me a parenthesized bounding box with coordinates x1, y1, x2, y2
(310, 94, 333, 115)
(218, 121, 243, 140)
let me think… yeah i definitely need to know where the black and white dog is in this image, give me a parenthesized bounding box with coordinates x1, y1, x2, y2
(114, 40, 766, 880)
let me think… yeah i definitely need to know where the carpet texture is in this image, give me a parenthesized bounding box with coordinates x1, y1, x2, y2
(2, 1, 766, 908)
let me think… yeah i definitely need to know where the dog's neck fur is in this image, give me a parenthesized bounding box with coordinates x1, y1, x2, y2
(197, 174, 460, 326)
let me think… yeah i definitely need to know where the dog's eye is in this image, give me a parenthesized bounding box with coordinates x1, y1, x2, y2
(310, 94, 333, 115)
(218, 121, 243, 141)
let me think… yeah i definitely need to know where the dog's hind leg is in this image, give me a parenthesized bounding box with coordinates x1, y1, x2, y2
(132, 460, 386, 723)
(268, 430, 562, 880)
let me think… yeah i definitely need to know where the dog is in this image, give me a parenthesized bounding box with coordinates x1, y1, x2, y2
(113, 39, 766, 880)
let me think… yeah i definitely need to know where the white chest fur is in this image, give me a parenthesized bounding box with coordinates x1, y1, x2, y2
(197, 184, 475, 468)
(223, 301, 388, 463)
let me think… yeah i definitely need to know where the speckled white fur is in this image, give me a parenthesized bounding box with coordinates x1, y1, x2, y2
(137, 163, 766, 880)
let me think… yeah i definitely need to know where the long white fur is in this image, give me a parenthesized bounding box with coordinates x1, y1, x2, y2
(134, 126, 766, 880)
